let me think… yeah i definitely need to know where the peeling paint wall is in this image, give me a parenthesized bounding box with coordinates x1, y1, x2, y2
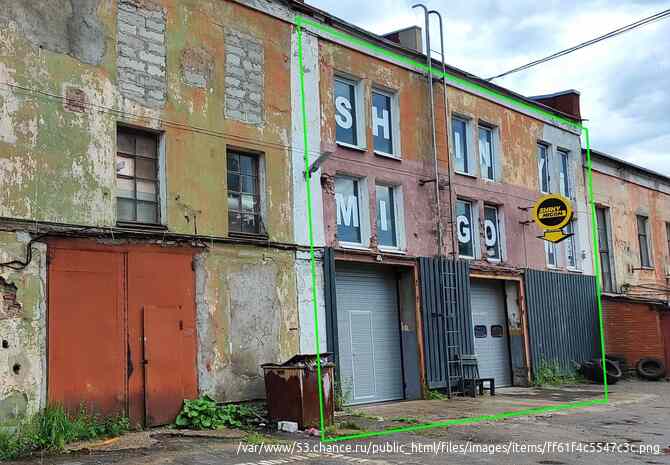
(590, 155, 670, 294)
(0, 233, 47, 425)
(0, 0, 294, 241)
(195, 244, 299, 401)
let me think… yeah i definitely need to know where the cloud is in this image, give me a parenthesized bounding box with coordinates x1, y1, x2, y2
(307, 0, 670, 174)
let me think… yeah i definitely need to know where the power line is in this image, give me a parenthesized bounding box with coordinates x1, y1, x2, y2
(487, 8, 670, 81)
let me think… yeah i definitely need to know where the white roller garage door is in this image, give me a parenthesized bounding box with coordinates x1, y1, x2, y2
(471, 279, 512, 387)
(335, 264, 403, 405)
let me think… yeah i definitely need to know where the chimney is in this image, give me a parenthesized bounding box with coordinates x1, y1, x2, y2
(530, 90, 581, 120)
(382, 26, 423, 54)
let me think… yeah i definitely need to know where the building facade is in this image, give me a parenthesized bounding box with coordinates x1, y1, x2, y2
(587, 149, 670, 370)
(0, 0, 311, 426)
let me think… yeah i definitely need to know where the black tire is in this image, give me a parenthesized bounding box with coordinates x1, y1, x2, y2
(591, 358, 622, 384)
(606, 354, 628, 372)
(636, 357, 667, 381)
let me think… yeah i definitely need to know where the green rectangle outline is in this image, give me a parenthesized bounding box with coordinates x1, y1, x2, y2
(295, 15, 607, 443)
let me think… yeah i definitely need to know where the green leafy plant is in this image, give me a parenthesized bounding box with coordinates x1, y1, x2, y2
(334, 380, 352, 411)
(427, 389, 448, 400)
(0, 405, 130, 461)
(175, 396, 264, 430)
(533, 359, 583, 386)
(392, 417, 419, 424)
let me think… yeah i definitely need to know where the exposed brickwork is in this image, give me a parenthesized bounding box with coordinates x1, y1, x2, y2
(116, 0, 167, 107)
(224, 29, 264, 124)
(602, 298, 666, 367)
(64, 86, 87, 113)
(0, 278, 21, 320)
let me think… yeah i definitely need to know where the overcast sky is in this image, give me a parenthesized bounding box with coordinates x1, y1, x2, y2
(308, 0, 670, 175)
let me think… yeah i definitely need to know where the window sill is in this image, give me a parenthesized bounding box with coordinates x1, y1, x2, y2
(339, 242, 371, 251)
(374, 150, 402, 161)
(379, 246, 406, 255)
(459, 255, 475, 260)
(455, 171, 477, 179)
(566, 266, 582, 273)
(229, 232, 269, 241)
(336, 141, 367, 152)
(116, 221, 167, 231)
(637, 266, 655, 271)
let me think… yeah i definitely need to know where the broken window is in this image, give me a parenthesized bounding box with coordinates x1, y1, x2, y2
(227, 151, 263, 235)
(116, 127, 160, 224)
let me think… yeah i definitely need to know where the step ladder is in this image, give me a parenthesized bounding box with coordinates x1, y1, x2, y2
(440, 259, 464, 397)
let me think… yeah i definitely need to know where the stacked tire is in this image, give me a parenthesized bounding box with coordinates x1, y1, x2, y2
(579, 358, 622, 385)
(636, 357, 667, 381)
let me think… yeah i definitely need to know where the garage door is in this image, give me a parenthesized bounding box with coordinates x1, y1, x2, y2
(335, 264, 403, 405)
(471, 279, 512, 387)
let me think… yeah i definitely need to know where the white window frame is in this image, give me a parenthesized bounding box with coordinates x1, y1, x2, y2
(483, 204, 504, 262)
(456, 198, 479, 259)
(334, 74, 366, 151)
(558, 147, 571, 199)
(371, 86, 401, 159)
(335, 175, 371, 250)
(452, 115, 476, 177)
(565, 220, 579, 271)
(538, 142, 550, 194)
(376, 183, 406, 253)
(545, 240, 558, 268)
(478, 123, 500, 181)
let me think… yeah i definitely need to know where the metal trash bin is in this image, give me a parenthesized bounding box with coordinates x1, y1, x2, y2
(261, 353, 335, 429)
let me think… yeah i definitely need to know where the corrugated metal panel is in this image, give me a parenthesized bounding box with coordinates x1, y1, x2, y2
(323, 248, 339, 381)
(525, 269, 600, 375)
(419, 257, 474, 389)
(335, 263, 403, 405)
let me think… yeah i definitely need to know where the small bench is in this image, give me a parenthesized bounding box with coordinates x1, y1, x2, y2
(462, 377, 495, 397)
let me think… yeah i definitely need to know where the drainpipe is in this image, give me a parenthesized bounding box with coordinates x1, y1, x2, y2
(429, 9, 457, 258)
(413, 4, 444, 257)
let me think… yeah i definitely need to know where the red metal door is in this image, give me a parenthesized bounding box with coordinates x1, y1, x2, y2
(662, 313, 670, 370)
(48, 248, 125, 417)
(143, 305, 190, 426)
(128, 251, 197, 426)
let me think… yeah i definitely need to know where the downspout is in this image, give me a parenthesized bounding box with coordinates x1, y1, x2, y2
(413, 4, 444, 257)
(429, 9, 457, 257)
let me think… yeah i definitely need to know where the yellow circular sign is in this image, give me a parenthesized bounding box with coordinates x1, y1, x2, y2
(532, 194, 573, 231)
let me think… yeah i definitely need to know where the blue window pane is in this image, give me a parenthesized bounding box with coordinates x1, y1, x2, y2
(453, 118, 468, 173)
(372, 91, 393, 154)
(376, 185, 397, 247)
(335, 79, 357, 145)
(335, 177, 361, 243)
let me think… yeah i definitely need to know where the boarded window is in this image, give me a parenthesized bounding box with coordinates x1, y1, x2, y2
(116, 127, 160, 224)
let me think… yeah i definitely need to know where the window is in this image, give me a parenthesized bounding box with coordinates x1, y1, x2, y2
(558, 149, 570, 198)
(545, 241, 557, 267)
(484, 205, 501, 260)
(538, 143, 550, 193)
(490, 325, 504, 338)
(334, 76, 362, 147)
(452, 117, 469, 174)
(371, 89, 398, 156)
(456, 199, 475, 258)
(474, 325, 487, 338)
(376, 185, 402, 249)
(227, 151, 263, 235)
(335, 176, 363, 245)
(565, 221, 577, 269)
(479, 125, 495, 180)
(116, 127, 160, 224)
(637, 214, 651, 267)
(666, 222, 670, 265)
(596, 207, 615, 292)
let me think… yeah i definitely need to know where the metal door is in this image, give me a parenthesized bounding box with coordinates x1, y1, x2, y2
(143, 305, 191, 426)
(128, 251, 197, 426)
(471, 279, 512, 387)
(48, 248, 126, 417)
(335, 263, 403, 405)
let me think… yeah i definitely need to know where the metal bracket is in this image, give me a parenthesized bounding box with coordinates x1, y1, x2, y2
(303, 150, 333, 179)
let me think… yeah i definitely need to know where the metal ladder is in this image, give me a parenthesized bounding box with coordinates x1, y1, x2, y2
(440, 260, 464, 397)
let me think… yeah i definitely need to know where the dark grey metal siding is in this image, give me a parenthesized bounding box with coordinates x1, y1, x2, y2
(323, 248, 339, 381)
(419, 257, 474, 389)
(525, 269, 600, 375)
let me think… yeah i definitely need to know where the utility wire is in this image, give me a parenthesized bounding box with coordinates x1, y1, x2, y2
(487, 8, 670, 81)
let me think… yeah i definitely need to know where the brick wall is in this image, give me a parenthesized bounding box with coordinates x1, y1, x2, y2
(602, 298, 665, 367)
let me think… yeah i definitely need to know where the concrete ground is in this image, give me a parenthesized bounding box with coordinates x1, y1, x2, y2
(8, 379, 670, 465)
